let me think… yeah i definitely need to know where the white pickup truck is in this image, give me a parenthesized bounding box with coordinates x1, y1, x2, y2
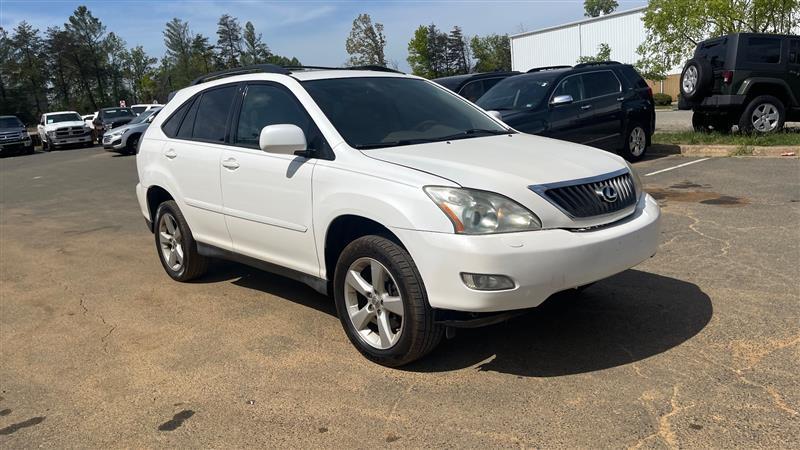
(37, 111, 94, 151)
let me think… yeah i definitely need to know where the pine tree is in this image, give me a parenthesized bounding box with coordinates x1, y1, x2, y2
(242, 21, 271, 66)
(216, 14, 242, 69)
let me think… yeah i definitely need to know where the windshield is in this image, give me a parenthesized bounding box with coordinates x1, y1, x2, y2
(131, 106, 147, 114)
(477, 73, 558, 111)
(302, 77, 510, 149)
(130, 108, 160, 124)
(46, 113, 82, 124)
(0, 117, 24, 128)
(101, 108, 135, 119)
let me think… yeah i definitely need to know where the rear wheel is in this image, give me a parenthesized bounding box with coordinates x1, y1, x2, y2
(692, 112, 712, 133)
(333, 235, 442, 367)
(154, 200, 209, 281)
(738, 95, 785, 134)
(621, 122, 648, 162)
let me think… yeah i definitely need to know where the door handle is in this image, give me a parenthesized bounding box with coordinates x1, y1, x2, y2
(617, 96, 625, 101)
(222, 157, 240, 170)
(580, 105, 593, 110)
(164, 148, 177, 159)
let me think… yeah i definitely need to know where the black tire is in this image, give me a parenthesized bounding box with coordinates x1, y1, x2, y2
(737, 95, 785, 134)
(692, 112, 713, 133)
(333, 235, 443, 367)
(680, 58, 712, 100)
(710, 115, 733, 134)
(620, 121, 648, 162)
(154, 200, 209, 282)
(126, 134, 140, 155)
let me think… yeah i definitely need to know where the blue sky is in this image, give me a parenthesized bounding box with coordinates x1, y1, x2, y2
(0, 0, 647, 71)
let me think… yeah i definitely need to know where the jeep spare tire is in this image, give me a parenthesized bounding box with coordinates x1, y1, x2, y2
(680, 58, 713, 100)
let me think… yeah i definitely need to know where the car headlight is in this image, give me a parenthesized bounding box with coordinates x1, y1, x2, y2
(108, 129, 128, 138)
(46, 130, 56, 136)
(424, 186, 541, 234)
(625, 161, 644, 200)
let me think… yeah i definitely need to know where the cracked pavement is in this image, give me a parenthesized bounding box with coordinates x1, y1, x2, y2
(1, 148, 798, 447)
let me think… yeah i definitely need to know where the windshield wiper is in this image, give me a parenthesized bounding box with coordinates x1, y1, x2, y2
(432, 128, 514, 142)
(353, 139, 433, 150)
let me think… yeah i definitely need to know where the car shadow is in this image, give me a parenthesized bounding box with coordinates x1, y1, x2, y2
(194, 263, 711, 377)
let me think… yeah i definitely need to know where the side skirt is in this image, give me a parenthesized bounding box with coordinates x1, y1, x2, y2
(196, 242, 329, 296)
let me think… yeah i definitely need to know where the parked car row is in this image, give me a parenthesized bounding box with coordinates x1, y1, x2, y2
(434, 62, 656, 161)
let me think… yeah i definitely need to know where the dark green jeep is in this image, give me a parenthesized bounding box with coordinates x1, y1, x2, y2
(678, 33, 800, 134)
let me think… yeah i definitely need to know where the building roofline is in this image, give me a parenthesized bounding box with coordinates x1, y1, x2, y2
(510, 6, 647, 40)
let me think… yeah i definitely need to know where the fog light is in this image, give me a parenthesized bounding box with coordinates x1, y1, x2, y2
(460, 273, 515, 291)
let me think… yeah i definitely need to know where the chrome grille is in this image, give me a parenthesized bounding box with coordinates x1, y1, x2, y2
(531, 169, 637, 219)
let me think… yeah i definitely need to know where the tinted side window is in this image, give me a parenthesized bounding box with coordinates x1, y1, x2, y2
(790, 39, 800, 65)
(481, 77, 504, 93)
(235, 84, 312, 149)
(177, 97, 200, 139)
(192, 85, 237, 142)
(582, 71, 621, 98)
(458, 80, 484, 102)
(619, 66, 649, 89)
(746, 37, 781, 64)
(161, 100, 193, 137)
(553, 75, 584, 101)
(697, 39, 727, 69)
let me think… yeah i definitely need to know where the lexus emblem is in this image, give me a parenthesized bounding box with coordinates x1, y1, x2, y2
(595, 185, 618, 203)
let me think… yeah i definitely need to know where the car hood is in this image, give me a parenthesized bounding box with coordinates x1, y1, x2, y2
(44, 120, 86, 131)
(108, 122, 146, 134)
(364, 133, 625, 187)
(363, 133, 630, 228)
(0, 127, 27, 134)
(102, 117, 134, 126)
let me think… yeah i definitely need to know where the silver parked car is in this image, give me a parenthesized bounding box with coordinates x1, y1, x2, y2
(102, 107, 162, 155)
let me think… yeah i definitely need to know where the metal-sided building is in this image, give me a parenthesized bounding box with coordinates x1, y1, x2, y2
(509, 7, 682, 98)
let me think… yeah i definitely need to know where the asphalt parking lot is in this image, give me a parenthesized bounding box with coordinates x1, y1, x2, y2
(1, 146, 798, 447)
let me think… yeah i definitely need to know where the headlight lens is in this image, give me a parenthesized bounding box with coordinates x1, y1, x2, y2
(424, 186, 541, 234)
(625, 161, 643, 200)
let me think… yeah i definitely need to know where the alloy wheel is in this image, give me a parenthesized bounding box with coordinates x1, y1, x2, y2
(629, 126, 646, 157)
(158, 213, 184, 272)
(751, 103, 779, 132)
(343, 257, 404, 350)
(682, 66, 697, 94)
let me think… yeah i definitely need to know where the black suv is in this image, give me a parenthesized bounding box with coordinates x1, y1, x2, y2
(433, 71, 520, 102)
(679, 33, 800, 133)
(92, 107, 136, 140)
(0, 115, 34, 156)
(476, 62, 655, 161)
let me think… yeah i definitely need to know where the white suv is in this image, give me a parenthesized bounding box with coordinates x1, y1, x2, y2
(136, 65, 661, 366)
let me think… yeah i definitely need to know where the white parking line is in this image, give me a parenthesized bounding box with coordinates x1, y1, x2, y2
(644, 158, 710, 177)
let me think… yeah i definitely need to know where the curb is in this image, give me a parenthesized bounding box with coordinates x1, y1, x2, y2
(650, 144, 798, 157)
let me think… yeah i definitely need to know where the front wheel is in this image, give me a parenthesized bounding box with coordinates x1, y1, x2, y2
(126, 134, 140, 155)
(333, 235, 443, 367)
(620, 122, 648, 162)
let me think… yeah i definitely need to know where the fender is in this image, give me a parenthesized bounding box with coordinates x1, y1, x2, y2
(738, 78, 798, 106)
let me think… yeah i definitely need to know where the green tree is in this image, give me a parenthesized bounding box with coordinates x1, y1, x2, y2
(105, 32, 129, 104)
(126, 45, 157, 103)
(584, 0, 618, 17)
(64, 6, 109, 106)
(407, 25, 433, 77)
(216, 14, 243, 69)
(241, 21, 271, 65)
(577, 42, 612, 64)
(345, 13, 387, 66)
(470, 34, 511, 72)
(446, 26, 470, 75)
(9, 22, 48, 117)
(637, 0, 800, 80)
(191, 33, 217, 74)
(163, 18, 194, 88)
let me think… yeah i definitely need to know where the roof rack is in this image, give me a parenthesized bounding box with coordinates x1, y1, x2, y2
(284, 65, 404, 74)
(573, 60, 621, 69)
(190, 64, 291, 86)
(527, 65, 572, 73)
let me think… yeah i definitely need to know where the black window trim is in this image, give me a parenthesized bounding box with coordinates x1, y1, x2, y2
(229, 80, 334, 160)
(160, 81, 243, 144)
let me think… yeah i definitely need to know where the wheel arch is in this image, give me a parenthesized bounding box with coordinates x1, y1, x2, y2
(739, 79, 797, 107)
(146, 185, 175, 230)
(323, 214, 408, 283)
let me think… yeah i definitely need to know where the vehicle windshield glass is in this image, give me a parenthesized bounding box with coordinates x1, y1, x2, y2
(476, 73, 558, 111)
(302, 77, 510, 149)
(130, 108, 159, 124)
(102, 108, 135, 119)
(46, 113, 82, 124)
(0, 117, 24, 128)
(131, 106, 147, 114)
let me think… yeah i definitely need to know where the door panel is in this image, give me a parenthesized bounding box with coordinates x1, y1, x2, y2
(579, 70, 624, 149)
(221, 83, 321, 276)
(545, 74, 590, 143)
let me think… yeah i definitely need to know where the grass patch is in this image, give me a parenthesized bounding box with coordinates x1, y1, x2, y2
(728, 146, 754, 156)
(653, 130, 800, 147)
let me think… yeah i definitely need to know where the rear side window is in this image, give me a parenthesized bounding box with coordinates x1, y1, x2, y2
(177, 97, 200, 139)
(581, 71, 621, 98)
(697, 39, 727, 69)
(746, 37, 781, 64)
(192, 86, 237, 142)
(161, 100, 193, 137)
(619, 66, 649, 89)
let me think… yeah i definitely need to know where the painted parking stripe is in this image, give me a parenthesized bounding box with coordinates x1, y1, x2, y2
(644, 158, 710, 177)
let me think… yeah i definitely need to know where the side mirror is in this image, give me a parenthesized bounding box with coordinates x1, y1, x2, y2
(551, 94, 574, 106)
(487, 110, 504, 120)
(259, 124, 307, 155)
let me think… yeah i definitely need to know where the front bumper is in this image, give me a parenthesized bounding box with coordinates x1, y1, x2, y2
(49, 134, 92, 146)
(393, 194, 661, 312)
(103, 134, 126, 150)
(0, 139, 32, 152)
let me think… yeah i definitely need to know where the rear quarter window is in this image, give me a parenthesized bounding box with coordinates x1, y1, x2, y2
(697, 39, 727, 69)
(745, 37, 781, 64)
(619, 66, 649, 89)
